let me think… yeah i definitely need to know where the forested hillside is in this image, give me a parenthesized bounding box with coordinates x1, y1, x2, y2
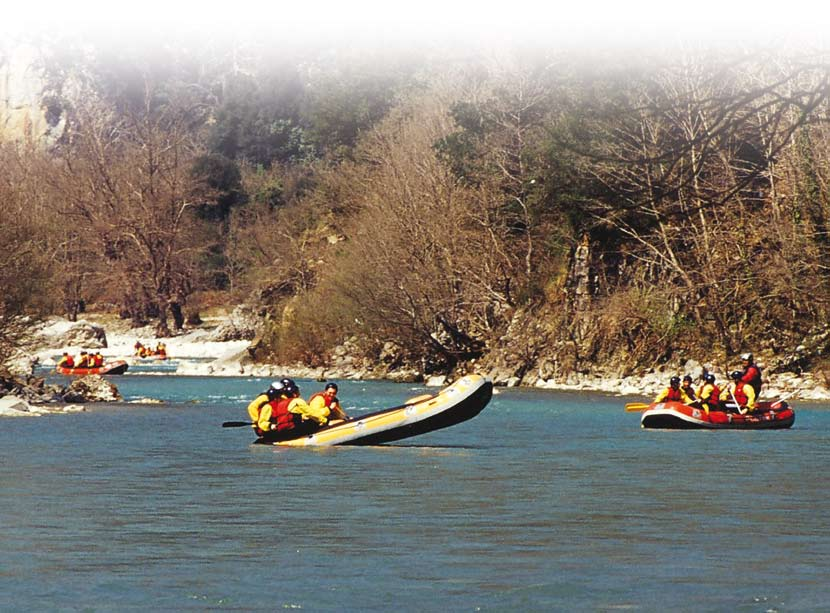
(3, 38, 830, 381)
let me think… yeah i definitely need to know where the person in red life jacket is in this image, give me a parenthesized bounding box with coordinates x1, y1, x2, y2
(653, 376, 694, 404)
(696, 373, 721, 414)
(739, 352, 763, 397)
(282, 379, 329, 432)
(75, 351, 91, 369)
(719, 370, 757, 414)
(247, 381, 286, 437)
(57, 352, 75, 369)
(92, 351, 104, 368)
(308, 382, 350, 424)
(681, 375, 697, 402)
(256, 379, 328, 438)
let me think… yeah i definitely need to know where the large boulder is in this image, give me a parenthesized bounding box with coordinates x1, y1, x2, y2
(58, 320, 108, 349)
(63, 375, 121, 403)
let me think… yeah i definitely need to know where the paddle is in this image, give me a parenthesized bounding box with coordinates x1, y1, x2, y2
(624, 402, 650, 412)
(222, 421, 254, 428)
(770, 393, 793, 409)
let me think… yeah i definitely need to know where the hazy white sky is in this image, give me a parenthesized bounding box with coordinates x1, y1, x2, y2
(2, 0, 829, 49)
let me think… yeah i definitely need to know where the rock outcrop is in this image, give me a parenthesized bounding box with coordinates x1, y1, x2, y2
(56, 320, 108, 349)
(0, 42, 65, 145)
(63, 375, 122, 403)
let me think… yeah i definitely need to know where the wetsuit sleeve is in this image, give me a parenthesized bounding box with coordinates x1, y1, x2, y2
(741, 366, 757, 385)
(653, 388, 668, 403)
(680, 390, 693, 405)
(308, 394, 327, 414)
(247, 394, 268, 423)
(289, 398, 329, 425)
(745, 385, 756, 411)
(257, 404, 273, 432)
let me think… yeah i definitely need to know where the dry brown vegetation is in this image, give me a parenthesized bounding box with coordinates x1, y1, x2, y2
(3, 42, 830, 376)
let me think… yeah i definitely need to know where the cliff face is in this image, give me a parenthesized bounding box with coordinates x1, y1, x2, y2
(0, 43, 64, 145)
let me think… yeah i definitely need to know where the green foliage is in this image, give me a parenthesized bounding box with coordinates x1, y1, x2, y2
(191, 154, 246, 221)
(207, 72, 315, 166)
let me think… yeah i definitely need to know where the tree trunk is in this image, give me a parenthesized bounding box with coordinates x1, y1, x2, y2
(155, 302, 171, 337)
(170, 301, 184, 330)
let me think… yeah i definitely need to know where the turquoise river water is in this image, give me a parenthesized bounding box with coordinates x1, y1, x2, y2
(2, 373, 829, 611)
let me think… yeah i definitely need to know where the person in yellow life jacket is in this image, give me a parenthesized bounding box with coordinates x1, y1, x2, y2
(57, 352, 75, 368)
(92, 351, 104, 367)
(75, 351, 91, 369)
(696, 373, 721, 414)
(308, 382, 349, 424)
(681, 375, 697, 402)
(653, 376, 694, 404)
(134, 341, 145, 357)
(719, 370, 757, 414)
(281, 379, 329, 430)
(247, 381, 285, 432)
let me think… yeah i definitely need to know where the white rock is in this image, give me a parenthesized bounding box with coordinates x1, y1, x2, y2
(0, 395, 33, 414)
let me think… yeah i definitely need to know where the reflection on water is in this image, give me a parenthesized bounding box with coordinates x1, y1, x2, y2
(1, 378, 829, 610)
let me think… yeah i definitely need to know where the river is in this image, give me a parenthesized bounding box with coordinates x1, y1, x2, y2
(2, 374, 829, 610)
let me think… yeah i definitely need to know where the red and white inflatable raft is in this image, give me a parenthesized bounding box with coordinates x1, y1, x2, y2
(641, 400, 795, 430)
(55, 360, 129, 376)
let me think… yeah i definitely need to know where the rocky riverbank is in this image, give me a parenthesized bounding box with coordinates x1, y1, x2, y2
(6, 314, 830, 417)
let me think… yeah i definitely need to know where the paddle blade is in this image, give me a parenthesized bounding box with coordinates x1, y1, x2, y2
(624, 402, 650, 412)
(222, 421, 254, 428)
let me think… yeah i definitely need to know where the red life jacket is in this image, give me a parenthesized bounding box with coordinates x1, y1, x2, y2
(269, 398, 297, 433)
(741, 365, 762, 396)
(665, 387, 683, 401)
(732, 382, 748, 407)
(308, 391, 336, 408)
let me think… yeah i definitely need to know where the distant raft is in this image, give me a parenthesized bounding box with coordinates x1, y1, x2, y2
(640, 400, 795, 430)
(55, 360, 129, 376)
(261, 374, 493, 447)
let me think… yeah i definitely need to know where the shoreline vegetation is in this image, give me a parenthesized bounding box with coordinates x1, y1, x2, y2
(3, 42, 830, 407)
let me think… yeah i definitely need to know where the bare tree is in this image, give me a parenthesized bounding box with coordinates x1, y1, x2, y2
(52, 76, 212, 335)
(561, 49, 830, 360)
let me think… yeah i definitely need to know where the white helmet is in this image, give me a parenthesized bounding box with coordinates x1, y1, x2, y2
(740, 352, 753, 362)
